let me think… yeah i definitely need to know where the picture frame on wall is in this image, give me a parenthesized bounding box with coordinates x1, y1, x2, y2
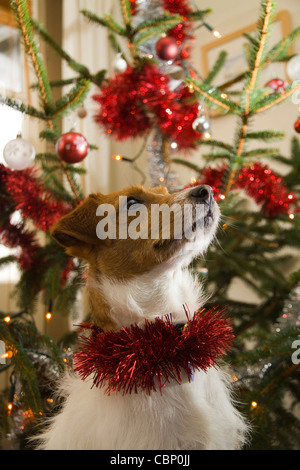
(201, 10, 293, 93)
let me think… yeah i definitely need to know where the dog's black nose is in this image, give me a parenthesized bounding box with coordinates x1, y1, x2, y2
(189, 185, 213, 204)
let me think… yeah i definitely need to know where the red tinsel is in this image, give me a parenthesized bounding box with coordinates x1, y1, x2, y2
(93, 66, 152, 141)
(1, 164, 70, 232)
(73, 307, 233, 396)
(0, 166, 40, 270)
(95, 0, 199, 148)
(93, 65, 200, 150)
(161, 0, 193, 60)
(150, 85, 200, 149)
(0, 220, 40, 271)
(189, 163, 296, 217)
(0, 164, 72, 270)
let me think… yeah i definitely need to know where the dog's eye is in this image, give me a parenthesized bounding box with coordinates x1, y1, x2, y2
(127, 197, 142, 209)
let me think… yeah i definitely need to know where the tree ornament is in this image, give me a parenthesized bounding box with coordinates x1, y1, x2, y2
(265, 78, 287, 94)
(3, 134, 35, 171)
(155, 36, 179, 61)
(167, 64, 185, 91)
(113, 53, 128, 73)
(192, 114, 211, 133)
(77, 105, 88, 119)
(287, 54, 300, 81)
(56, 132, 89, 164)
(192, 106, 211, 140)
(294, 118, 300, 134)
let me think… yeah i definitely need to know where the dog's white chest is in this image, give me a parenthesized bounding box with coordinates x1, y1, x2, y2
(36, 366, 247, 450)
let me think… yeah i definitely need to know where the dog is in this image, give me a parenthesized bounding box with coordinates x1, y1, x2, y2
(35, 184, 248, 450)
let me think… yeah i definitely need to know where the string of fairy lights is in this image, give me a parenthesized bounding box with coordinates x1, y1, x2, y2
(0, 302, 54, 417)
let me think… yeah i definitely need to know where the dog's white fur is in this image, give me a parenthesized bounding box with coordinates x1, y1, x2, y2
(35, 187, 248, 450)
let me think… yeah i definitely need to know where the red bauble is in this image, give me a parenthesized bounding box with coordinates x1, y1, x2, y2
(56, 132, 89, 164)
(265, 78, 287, 94)
(156, 37, 179, 61)
(294, 118, 300, 133)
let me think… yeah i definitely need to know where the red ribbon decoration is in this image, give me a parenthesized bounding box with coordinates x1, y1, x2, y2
(74, 307, 234, 396)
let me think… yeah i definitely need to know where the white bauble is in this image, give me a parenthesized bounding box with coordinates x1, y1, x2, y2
(113, 53, 127, 73)
(287, 54, 300, 81)
(3, 135, 35, 170)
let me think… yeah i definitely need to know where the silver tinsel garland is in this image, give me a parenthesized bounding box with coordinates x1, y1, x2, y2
(129, 0, 213, 189)
(133, 0, 186, 189)
(147, 130, 180, 189)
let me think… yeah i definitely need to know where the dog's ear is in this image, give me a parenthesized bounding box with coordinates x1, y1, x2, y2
(51, 194, 103, 259)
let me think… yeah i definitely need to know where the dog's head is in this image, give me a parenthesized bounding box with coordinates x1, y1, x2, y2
(51, 184, 220, 279)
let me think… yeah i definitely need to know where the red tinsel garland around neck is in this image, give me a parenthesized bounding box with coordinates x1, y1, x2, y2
(73, 307, 234, 396)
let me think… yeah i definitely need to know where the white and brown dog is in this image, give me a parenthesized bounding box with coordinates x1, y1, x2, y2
(36, 184, 248, 450)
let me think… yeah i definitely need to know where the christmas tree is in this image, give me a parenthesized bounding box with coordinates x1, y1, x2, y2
(0, 0, 300, 450)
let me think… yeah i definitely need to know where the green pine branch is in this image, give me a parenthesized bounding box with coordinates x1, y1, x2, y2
(255, 81, 300, 113)
(187, 78, 241, 114)
(186, 9, 213, 21)
(278, 137, 300, 189)
(133, 13, 183, 44)
(107, 32, 123, 55)
(134, 14, 183, 34)
(38, 128, 60, 144)
(247, 0, 277, 73)
(195, 138, 236, 154)
(205, 50, 228, 84)
(31, 18, 106, 86)
(50, 79, 90, 119)
(241, 147, 281, 158)
(32, 78, 79, 89)
(0, 96, 47, 121)
(11, 0, 52, 111)
(81, 9, 127, 36)
(0, 320, 42, 416)
(119, 0, 132, 26)
(31, 17, 89, 76)
(171, 158, 202, 173)
(263, 25, 300, 63)
(201, 151, 232, 162)
(245, 130, 285, 141)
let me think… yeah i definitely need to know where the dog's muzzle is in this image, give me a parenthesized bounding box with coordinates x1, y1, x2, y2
(189, 185, 214, 207)
(189, 185, 215, 231)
